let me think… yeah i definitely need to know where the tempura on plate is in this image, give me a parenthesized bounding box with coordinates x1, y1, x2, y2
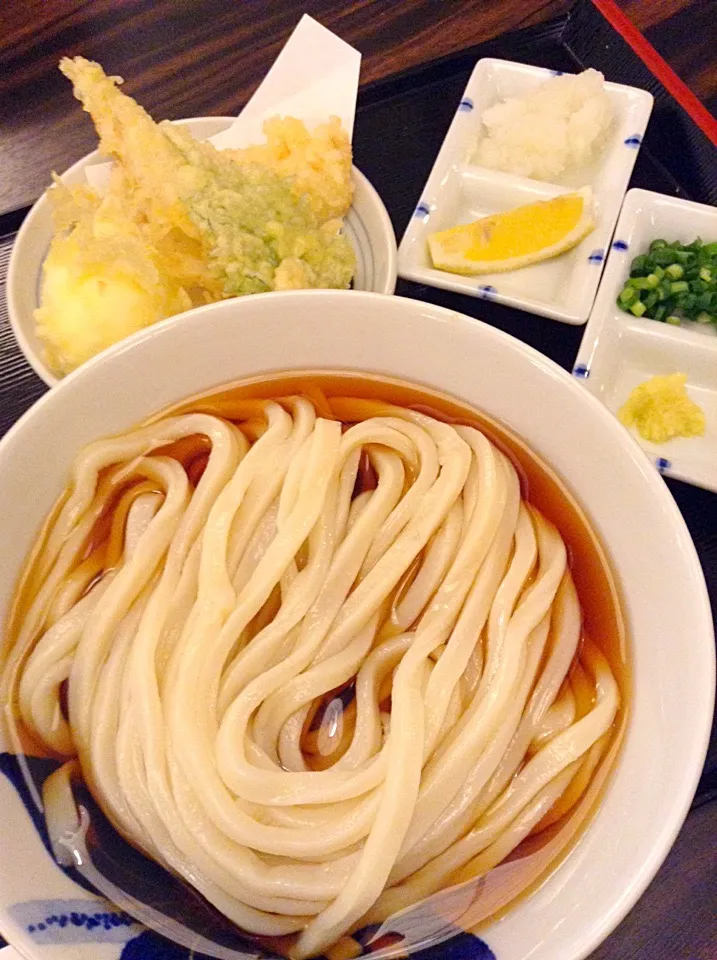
(35, 58, 356, 376)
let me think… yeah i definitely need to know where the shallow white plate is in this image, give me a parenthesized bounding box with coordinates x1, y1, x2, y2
(7, 117, 397, 388)
(574, 188, 717, 492)
(398, 58, 653, 325)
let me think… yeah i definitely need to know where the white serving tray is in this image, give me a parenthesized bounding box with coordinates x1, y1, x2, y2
(398, 58, 653, 324)
(574, 188, 717, 493)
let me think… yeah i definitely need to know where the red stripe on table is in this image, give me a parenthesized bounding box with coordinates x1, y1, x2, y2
(591, 0, 717, 146)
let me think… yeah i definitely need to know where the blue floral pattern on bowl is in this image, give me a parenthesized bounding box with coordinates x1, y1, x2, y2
(1, 751, 497, 960)
(8, 899, 202, 960)
(587, 250, 605, 264)
(624, 134, 642, 148)
(458, 98, 474, 112)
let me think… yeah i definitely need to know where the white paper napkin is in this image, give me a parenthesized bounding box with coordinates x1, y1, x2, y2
(210, 14, 360, 150)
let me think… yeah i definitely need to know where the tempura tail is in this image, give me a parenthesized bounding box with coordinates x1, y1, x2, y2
(59, 57, 201, 243)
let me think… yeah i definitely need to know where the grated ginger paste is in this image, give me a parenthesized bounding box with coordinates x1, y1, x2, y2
(618, 373, 705, 444)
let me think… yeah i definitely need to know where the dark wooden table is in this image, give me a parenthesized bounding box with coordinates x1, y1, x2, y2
(0, 1, 715, 958)
(1, 0, 716, 217)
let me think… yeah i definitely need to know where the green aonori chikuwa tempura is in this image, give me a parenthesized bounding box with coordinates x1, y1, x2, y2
(35, 58, 356, 376)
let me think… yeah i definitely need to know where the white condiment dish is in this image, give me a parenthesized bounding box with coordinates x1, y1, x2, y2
(398, 58, 653, 325)
(574, 188, 717, 492)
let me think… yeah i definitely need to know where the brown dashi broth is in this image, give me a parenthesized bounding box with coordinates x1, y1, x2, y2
(4, 370, 629, 954)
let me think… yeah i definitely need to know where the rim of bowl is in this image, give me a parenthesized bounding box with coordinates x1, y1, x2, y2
(0, 290, 713, 960)
(6, 116, 397, 389)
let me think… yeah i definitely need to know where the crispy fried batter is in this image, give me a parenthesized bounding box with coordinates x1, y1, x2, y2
(36, 57, 356, 375)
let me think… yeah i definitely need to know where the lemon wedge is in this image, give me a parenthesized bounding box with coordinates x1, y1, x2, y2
(427, 187, 595, 275)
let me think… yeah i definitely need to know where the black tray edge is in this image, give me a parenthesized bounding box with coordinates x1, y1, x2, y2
(563, 0, 716, 206)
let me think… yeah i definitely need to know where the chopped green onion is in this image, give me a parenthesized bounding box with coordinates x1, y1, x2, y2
(652, 248, 678, 266)
(630, 254, 650, 276)
(630, 300, 647, 317)
(617, 236, 717, 325)
(657, 280, 672, 301)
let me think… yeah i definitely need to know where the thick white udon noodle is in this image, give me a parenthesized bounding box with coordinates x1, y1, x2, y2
(5, 397, 619, 958)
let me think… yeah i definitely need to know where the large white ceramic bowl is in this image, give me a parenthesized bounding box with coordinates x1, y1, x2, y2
(0, 291, 713, 960)
(7, 117, 398, 387)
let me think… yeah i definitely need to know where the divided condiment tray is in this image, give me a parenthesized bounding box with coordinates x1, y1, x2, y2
(398, 58, 653, 324)
(574, 188, 717, 493)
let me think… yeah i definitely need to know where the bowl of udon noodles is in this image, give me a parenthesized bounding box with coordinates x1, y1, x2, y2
(0, 290, 713, 960)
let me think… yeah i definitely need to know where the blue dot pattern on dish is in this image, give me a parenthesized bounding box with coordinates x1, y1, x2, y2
(655, 457, 672, 473)
(588, 250, 605, 264)
(8, 898, 139, 946)
(477, 284, 497, 299)
(414, 202, 431, 221)
(572, 364, 590, 379)
(624, 134, 642, 148)
(550, 69, 564, 76)
(612, 240, 629, 251)
(458, 97, 474, 112)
